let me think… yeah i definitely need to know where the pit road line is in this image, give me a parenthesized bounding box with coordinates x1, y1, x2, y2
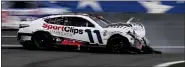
(2, 36, 17, 38)
(2, 44, 22, 47)
(154, 60, 185, 67)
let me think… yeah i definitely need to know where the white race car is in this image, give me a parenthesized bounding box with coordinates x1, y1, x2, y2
(17, 13, 161, 54)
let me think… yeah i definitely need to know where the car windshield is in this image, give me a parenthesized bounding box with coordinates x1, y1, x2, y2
(89, 16, 111, 28)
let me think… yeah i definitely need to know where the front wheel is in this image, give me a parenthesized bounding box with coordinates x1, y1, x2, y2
(106, 37, 130, 53)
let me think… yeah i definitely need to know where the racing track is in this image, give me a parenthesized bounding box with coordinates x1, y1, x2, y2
(2, 14, 184, 67)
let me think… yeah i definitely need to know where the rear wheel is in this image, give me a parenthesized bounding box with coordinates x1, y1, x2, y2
(32, 32, 54, 50)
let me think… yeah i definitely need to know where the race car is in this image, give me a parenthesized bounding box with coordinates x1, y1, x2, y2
(17, 13, 161, 54)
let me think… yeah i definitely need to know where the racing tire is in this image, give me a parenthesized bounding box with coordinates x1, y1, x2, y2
(31, 32, 54, 50)
(106, 36, 130, 54)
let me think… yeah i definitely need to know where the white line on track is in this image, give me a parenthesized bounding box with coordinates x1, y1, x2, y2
(2, 36, 17, 38)
(1, 44, 22, 47)
(154, 60, 185, 67)
(151, 46, 185, 48)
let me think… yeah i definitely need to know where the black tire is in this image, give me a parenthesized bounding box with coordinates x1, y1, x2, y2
(106, 36, 130, 53)
(32, 32, 54, 50)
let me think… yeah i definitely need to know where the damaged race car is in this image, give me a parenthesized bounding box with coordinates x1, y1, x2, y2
(17, 13, 161, 54)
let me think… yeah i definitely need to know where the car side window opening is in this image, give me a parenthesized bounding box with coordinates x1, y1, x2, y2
(44, 17, 65, 25)
(64, 17, 95, 27)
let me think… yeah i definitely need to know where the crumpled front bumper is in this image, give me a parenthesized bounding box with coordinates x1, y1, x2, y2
(128, 36, 162, 54)
(127, 31, 146, 49)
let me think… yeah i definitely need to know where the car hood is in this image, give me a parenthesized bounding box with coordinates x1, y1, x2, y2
(106, 23, 146, 38)
(106, 23, 131, 28)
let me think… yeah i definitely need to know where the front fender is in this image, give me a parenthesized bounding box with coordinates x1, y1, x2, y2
(105, 31, 135, 45)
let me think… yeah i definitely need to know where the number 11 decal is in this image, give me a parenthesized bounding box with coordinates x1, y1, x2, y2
(85, 29, 103, 44)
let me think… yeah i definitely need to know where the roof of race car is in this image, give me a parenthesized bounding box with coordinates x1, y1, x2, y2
(42, 13, 90, 19)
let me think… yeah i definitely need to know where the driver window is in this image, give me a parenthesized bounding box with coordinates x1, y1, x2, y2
(64, 17, 95, 27)
(44, 17, 64, 25)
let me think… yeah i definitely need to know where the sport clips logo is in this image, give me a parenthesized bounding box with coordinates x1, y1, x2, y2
(42, 23, 83, 35)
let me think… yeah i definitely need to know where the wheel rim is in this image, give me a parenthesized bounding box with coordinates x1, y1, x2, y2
(111, 39, 124, 53)
(34, 34, 50, 49)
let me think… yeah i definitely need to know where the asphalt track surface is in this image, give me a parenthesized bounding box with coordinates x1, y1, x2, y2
(2, 14, 185, 67)
(2, 48, 184, 67)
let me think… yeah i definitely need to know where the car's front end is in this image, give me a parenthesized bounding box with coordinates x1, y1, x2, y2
(104, 17, 162, 54)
